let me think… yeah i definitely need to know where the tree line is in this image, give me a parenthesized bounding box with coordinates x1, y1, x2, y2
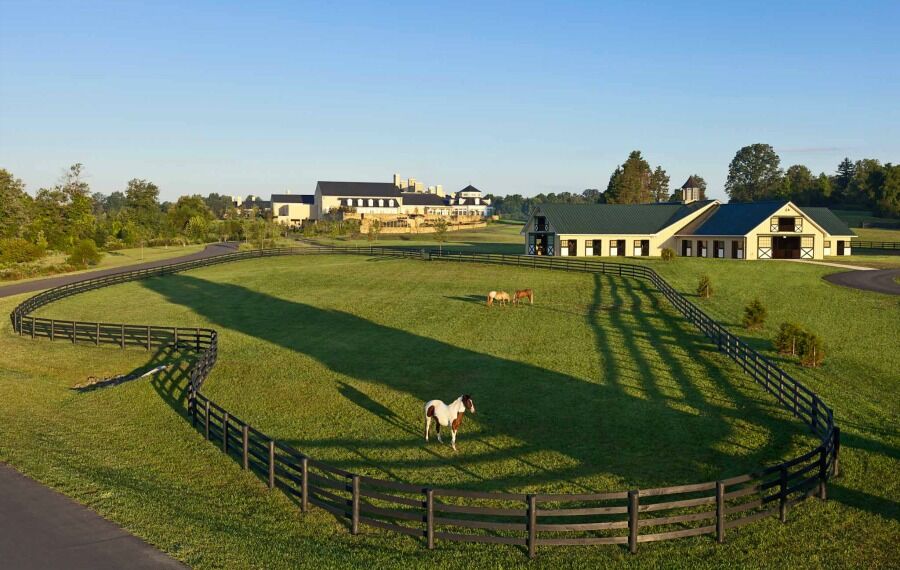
(487, 145, 898, 220)
(1, 164, 280, 273)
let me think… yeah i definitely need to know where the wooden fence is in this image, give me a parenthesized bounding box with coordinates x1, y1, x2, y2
(9, 245, 839, 557)
(850, 240, 900, 251)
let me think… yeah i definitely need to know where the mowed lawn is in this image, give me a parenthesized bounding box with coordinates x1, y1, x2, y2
(0, 254, 896, 568)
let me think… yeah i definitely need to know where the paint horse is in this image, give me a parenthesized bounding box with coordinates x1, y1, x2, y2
(512, 288, 534, 305)
(486, 290, 511, 306)
(424, 395, 476, 451)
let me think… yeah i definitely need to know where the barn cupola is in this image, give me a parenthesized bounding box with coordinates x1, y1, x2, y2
(681, 176, 701, 204)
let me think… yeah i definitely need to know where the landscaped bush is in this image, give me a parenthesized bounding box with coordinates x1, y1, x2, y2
(742, 298, 767, 330)
(697, 275, 713, 298)
(661, 247, 675, 261)
(775, 322, 803, 356)
(66, 238, 103, 267)
(798, 331, 825, 367)
(0, 237, 46, 263)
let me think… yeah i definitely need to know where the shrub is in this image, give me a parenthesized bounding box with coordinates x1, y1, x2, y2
(661, 247, 675, 261)
(798, 331, 825, 367)
(0, 237, 46, 263)
(66, 238, 103, 267)
(742, 298, 767, 330)
(774, 322, 803, 356)
(697, 275, 713, 298)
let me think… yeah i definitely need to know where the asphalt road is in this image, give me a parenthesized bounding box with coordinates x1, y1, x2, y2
(0, 245, 240, 568)
(823, 267, 900, 295)
(0, 241, 237, 299)
(0, 463, 186, 569)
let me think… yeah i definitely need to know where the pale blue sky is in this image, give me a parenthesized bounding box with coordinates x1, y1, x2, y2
(1, 1, 898, 201)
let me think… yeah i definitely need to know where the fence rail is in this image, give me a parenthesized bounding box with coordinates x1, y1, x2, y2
(850, 240, 900, 251)
(9, 245, 839, 558)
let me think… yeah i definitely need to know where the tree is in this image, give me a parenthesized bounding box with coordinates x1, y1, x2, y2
(783, 164, 814, 204)
(0, 169, 31, 239)
(204, 193, 233, 218)
(742, 299, 767, 330)
(167, 195, 213, 234)
(649, 166, 670, 202)
(833, 157, 856, 203)
(874, 164, 900, 218)
(697, 275, 713, 299)
(433, 218, 449, 253)
(66, 238, 103, 267)
(725, 144, 783, 202)
(186, 215, 209, 242)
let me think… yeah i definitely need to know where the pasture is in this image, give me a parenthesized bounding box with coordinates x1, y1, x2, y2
(1, 254, 897, 568)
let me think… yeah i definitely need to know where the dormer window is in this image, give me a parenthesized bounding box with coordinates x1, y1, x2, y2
(535, 216, 547, 232)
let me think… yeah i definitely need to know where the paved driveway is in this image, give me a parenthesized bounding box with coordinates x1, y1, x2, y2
(0, 241, 237, 299)
(824, 268, 900, 295)
(0, 464, 186, 569)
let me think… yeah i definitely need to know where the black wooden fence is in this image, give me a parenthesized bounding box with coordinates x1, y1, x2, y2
(9, 246, 839, 557)
(850, 240, 900, 251)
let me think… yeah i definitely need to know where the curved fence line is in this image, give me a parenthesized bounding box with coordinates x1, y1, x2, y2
(9, 246, 840, 558)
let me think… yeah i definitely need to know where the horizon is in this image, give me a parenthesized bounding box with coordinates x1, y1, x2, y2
(1, 1, 898, 201)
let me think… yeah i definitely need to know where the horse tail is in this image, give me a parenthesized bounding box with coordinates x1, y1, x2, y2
(530, 290, 534, 304)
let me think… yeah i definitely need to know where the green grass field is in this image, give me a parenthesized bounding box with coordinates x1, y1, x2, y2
(1, 254, 898, 568)
(305, 220, 525, 253)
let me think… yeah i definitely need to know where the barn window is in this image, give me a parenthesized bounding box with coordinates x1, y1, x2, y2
(801, 236, 814, 247)
(824, 240, 831, 248)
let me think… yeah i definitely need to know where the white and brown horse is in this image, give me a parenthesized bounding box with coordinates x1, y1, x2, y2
(486, 291, 510, 307)
(424, 395, 476, 451)
(512, 288, 534, 305)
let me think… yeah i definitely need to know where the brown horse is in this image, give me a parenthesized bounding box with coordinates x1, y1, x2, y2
(512, 289, 534, 305)
(486, 290, 511, 306)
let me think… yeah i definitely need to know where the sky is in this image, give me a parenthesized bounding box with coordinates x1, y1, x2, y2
(1, 1, 898, 202)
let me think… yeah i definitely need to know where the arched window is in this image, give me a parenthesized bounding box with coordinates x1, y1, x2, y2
(368, 199, 373, 207)
(379, 199, 384, 207)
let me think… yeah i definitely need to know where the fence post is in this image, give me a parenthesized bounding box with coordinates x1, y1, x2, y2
(50, 319, 54, 341)
(71, 321, 76, 344)
(268, 440, 275, 489)
(174, 328, 179, 348)
(811, 398, 818, 432)
(425, 488, 434, 550)
(96, 322, 100, 346)
(715, 481, 725, 543)
(121, 323, 125, 348)
(222, 412, 229, 453)
(351, 475, 360, 535)
(818, 445, 827, 500)
(146, 326, 151, 350)
(301, 457, 309, 513)
(527, 494, 537, 559)
(779, 465, 788, 522)
(195, 327, 200, 352)
(204, 401, 210, 440)
(31, 317, 35, 339)
(628, 490, 639, 554)
(242, 425, 249, 470)
(833, 427, 841, 478)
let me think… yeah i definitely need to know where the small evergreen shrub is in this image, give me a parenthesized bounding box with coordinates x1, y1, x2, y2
(798, 331, 825, 367)
(661, 248, 675, 262)
(66, 238, 103, 267)
(697, 275, 713, 298)
(742, 298, 767, 330)
(775, 322, 803, 356)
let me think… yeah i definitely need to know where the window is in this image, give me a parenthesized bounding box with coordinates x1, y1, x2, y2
(368, 199, 374, 207)
(778, 217, 795, 232)
(824, 240, 831, 248)
(592, 239, 602, 256)
(535, 216, 547, 232)
(801, 236, 814, 247)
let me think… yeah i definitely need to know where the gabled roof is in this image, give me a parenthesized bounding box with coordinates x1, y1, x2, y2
(401, 192, 447, 206)
(802, 207, 855, 236)
(534, 200, 715, 235)
(317, 181, 402, 197)
(271, 194, 314, 204)
(459, 185, 481, 194)
(679, 201, 787, 236)
(681, 176, 701, 189)
(678, 201, 856, 237)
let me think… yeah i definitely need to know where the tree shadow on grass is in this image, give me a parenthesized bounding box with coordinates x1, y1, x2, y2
(139, 271, 812, 495)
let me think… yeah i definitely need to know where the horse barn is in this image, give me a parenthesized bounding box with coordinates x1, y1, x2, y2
(523, 182, 855, 261)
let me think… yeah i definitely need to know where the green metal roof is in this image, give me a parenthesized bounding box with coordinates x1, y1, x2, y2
(802, 207, 855, 236)
(534, 201, 714, 235)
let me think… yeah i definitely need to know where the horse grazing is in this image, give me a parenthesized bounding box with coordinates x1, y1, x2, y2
(486, 290, 511, 307)
(512, 289, 534, 305)
(424, 395, 476, 451)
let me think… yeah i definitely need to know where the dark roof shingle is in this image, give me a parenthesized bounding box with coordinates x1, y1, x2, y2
(401, 193, 447, 206)
(317, 181, 402, 197)
(535, 201, 714, 235)
(679, 201, 856, 236)
(271, 194, 314, 204)
(802, 207, 855, 236)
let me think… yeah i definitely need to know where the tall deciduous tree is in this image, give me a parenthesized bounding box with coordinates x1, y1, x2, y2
(649, 166, 670, 202)
(725, 144, 783, 202)
(0, 169, 31, 239)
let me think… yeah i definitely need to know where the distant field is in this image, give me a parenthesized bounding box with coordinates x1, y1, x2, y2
(2, 254, 897, 568)
(304, 221, 524, 253)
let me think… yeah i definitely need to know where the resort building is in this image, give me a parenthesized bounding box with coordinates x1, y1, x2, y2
(272, 194, 315, 228)
(313, 181, 403, 219)
(522, 179, 854, 260)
